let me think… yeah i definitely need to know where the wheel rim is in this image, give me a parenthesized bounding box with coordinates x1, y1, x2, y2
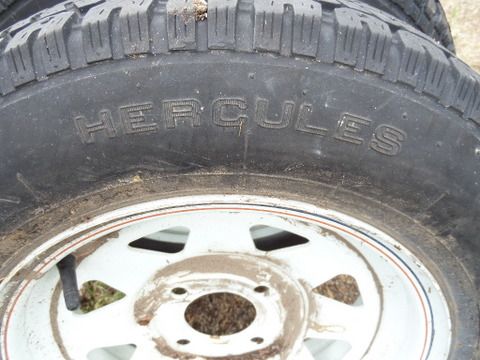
(0, 195, 452, 359)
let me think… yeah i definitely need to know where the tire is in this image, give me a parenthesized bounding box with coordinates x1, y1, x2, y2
(0, 0, 456, 53)
(0, 0, 478, 359)
(359, 0, 455, 52)
(0, 0, 59, 30)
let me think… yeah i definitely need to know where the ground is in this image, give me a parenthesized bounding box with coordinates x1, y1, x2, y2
(442, 0, 480, 72)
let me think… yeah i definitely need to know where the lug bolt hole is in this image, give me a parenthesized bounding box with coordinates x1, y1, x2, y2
(251, 337, 264, 344)
(172, 287, 187, 295)
(254, 285, 269, 293)
(177, 339, 190, 345)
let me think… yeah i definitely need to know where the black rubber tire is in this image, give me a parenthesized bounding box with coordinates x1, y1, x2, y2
(360, 0, 455, 52)
(0, 0, 478, 358)
(0, 0, 58, 30)
(0, 0, 456, 53)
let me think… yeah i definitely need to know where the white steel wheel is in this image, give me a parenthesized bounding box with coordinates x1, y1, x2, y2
(0, 195, 451, 360)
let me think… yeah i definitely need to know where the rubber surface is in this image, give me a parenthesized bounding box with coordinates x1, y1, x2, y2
(0, 0, 479, 358)
(0, 0, 456, 54)
(361, 0, 455, 51)
(0, 0, 59, 30)
(0, 0, 475, 117)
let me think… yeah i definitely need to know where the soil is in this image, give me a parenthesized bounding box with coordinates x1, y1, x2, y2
(442, 0, 480, 72)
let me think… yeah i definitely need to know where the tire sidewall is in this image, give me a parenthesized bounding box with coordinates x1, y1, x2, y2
(0, 54, 479, 358)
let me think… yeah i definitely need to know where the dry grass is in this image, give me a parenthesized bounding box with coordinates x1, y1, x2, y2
(442, 0, 480, 72)
(184, 292, 257, 336)
(314, 275, 360, 305)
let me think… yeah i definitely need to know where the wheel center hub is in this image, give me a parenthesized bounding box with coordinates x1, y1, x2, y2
(134, 253, 309, 358)
(184, 291, 257, 336)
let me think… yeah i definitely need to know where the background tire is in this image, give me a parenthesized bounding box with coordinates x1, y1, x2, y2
(359, 0, 455, 51)
(0, 0, 59, 29)
(0, 0, 478, 358)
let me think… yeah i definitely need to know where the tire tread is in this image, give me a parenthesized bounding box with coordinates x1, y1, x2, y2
(0, 0, 478, 126)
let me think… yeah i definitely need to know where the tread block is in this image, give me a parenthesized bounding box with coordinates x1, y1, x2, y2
(167, 0, 197, 50)
(334, 8, 362, 66)
(335, 6, 393, 73)
(235, 0, 254, 52)
(394, 30, 451, 96)
(421, 42, 449, 97)
(253, 0, 324, 56)
(36, 11, 75, 74)
(316, 8, 335, 63)
(4, 20, 44, 86)
(150, 0, 169, 54)
(292, 1, 322, 57)
(82, 2, 121, 62)
(448, 58, 477, 115)
(208, 0, 237, 49)
(119, 0, 154, 54)
(362, 15, 392, 74)
(253, 1, 283, 52)
(396, 30, 427, 89)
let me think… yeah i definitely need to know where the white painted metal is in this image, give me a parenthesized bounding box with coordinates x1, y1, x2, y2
(0, 195, 452, 360)
(149, 276, 284, 357)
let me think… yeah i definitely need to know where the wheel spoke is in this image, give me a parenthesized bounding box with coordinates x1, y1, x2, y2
(308, 296, 363, 340)
(265, 231, 373, 289)
(56, 297, 145, 358)
(183, 212, 256, 254)
(130, 342, 170, 360)
(296, 344, 317, 360)
(75, 235, 169, 297)
(307, 295, 377, 359)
